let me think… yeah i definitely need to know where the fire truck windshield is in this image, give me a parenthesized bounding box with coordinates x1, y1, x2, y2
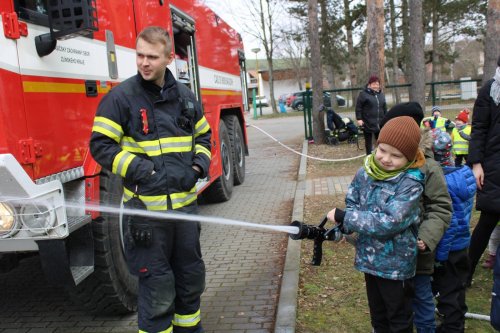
(15, 0, 49, 26)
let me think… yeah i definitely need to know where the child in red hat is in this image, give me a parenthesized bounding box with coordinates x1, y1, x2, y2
(451, 109, 471, 167)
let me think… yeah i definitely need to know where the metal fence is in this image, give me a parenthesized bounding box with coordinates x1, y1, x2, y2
(325, 78, 480, 111)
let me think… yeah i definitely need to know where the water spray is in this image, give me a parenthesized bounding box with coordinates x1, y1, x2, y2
(66, 202, 299, 235)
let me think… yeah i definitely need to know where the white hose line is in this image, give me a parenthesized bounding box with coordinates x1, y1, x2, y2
(465, 312, 490, 321)
(249, 124, 366, 162)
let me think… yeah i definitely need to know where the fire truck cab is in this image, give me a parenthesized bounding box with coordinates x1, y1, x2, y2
(0, 0, 248, 313)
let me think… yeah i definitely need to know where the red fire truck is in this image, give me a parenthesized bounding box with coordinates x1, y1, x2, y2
(0, 0, 248, 313)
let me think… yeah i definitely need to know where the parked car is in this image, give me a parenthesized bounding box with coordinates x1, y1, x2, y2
(290, 91, 346, 111)
(254, 95, 269, 107)
(287, 91, 301, 107)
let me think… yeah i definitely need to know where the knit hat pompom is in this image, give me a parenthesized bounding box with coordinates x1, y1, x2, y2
(379, 102, 424, 129)
(455, 110, 469, 123)
(377, 116, 421, 161)
(368, 75, 380, 85)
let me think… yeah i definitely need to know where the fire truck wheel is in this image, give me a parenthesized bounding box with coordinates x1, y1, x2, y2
(201, 119, 234, 202)
(68, 170, 137, 314)
(223, 115, 245, 185)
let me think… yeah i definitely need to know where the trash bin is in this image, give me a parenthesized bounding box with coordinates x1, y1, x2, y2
(279, 101, 286, 113)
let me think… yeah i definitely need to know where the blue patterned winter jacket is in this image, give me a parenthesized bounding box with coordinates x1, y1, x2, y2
(343, 167, 425, 280)
(435, 166, 476, 261)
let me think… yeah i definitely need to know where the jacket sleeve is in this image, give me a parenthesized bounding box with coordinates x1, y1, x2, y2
(418, 161, 452, 251)
(89, 92, 154, 183)
(468, 80, 493, 164)
(344, 176, 424, 238)
(192, 100, 212, 178)
(355, 91, 364, 121)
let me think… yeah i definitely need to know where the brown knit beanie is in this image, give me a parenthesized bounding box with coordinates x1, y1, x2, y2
(377, 116, 421, 161)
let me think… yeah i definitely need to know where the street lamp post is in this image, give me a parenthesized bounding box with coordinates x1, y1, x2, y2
(251, 47, 261, 120)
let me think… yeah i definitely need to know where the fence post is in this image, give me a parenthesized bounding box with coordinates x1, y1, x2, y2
(305, 83, 313, 140)
(431, 82, 436, 106)
(252, 88, 258, 120)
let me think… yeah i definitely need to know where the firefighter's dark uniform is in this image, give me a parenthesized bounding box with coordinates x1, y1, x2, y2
(90, 68, 211, 333)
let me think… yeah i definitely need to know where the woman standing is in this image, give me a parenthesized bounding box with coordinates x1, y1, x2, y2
(467, 55, 500, 286)
(355, 75, 387, 155)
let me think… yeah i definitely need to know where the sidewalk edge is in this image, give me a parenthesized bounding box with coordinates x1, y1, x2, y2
(274, 140, 308, 333)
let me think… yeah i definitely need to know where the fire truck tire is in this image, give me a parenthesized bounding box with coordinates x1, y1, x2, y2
(223, 115, 245, 185)
(201, 119, 234, 202)
(69, 170, 138, 314)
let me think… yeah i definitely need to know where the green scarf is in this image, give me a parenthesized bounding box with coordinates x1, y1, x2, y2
(363, 152, 412, 181)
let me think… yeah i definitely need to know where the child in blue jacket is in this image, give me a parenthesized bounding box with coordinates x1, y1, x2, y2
(430, 128, 477, 333)
(328, 116, 425, 333)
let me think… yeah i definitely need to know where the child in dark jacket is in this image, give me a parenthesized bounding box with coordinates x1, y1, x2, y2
(430, 128, 477, 333)
(380, 103, 452, 333)
(328, 116, 425, 333)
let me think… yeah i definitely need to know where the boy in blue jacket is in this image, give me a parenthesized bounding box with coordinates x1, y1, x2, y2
(430, 128, 477, 333)
(328, 116, 425, 332)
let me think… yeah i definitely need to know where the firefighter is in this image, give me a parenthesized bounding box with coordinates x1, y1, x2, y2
(90, 26, 211, 333)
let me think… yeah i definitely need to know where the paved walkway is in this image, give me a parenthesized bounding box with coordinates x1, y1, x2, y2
(305, 175, 353, 196)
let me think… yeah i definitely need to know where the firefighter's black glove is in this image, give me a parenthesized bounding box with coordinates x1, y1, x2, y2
(181, 166, 201, 191)
(124, 197, 153, 248)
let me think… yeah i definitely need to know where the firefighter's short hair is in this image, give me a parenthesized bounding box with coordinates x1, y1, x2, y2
(137, 26, 172, 55)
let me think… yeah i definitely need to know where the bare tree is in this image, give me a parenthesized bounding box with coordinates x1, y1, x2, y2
(409, 0, 425, 107)
(308, 0, 325, 143)
(366, 0, 385, 87)
(258, 0, 279, 113)
(483, 0, 500, 84)
(276, 26, 309, 91)
(209, 0, 282, 113)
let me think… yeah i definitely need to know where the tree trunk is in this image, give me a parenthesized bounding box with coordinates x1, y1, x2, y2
(366, 0, 385, 87)
(401, 0, 411, 82)
(389, 0, 400, 104)
(344, 0, 358, 107)
(483, 0, 500, 84)
(308, 0, 325, 143)
(409, 0, 425, 108)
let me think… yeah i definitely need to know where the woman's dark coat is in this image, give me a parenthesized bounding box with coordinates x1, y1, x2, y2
(355, 87, 387, 133)
(468, 79, 500, 214)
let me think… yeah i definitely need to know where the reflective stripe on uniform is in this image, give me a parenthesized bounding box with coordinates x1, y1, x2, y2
(172, 309, 201, 327)
(121, 136, 192, 156)
(170, 189, 197, 210)
(112, 151, 136, 177)
(123, 187, 197, 211)
(195, 144, 211, 159)
(123, 187, 168, 211)
(194, 116, 210, 138)
(139, 325, 173, 333)
(92, 116, 123, 142)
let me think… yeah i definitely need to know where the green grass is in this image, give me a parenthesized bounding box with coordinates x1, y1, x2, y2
(296, 195, 498, 332)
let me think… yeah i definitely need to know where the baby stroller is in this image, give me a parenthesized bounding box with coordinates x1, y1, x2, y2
(324, 107, 361, 149)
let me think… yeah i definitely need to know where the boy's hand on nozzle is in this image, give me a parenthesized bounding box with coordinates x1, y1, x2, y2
(326, 208, 337, 223)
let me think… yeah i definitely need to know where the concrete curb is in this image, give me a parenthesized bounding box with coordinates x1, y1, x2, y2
(274, 140, 308, 333)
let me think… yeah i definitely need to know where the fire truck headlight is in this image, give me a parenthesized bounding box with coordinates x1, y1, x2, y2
(20, 203, 56, 235)
(0, 202, 18, 238)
